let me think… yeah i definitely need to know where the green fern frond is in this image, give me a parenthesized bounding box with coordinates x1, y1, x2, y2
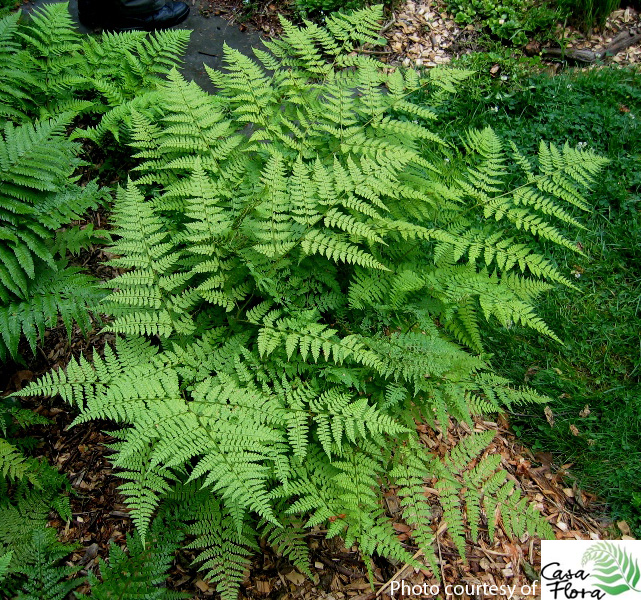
(0, 438, 38, 484)
(390, 445, 440, 577)
(0, 265, 104, 361)
(0, 550, 12, 584)
(10, 529, 80, 600)
(261, 518, 312, 577)
(80, 523, 187, 600)
(176, 488, 257, 600)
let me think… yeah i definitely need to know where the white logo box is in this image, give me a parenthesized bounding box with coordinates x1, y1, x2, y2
(541, 540, 641, 600)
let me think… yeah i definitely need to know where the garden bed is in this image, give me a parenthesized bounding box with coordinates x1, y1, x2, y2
(3, 332, 619, 598)
(4, 386, 618, 599)
(1, 2, 639, 599)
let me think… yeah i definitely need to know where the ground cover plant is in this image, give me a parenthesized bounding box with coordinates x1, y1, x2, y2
(442, 0, 561, 46)
(428, 63, 641, 534)
(13, 5, 613, 598)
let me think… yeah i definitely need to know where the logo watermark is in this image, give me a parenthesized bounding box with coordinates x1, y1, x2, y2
(542, 540, 641, 599)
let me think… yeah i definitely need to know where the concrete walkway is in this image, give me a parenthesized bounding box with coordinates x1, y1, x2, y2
(24, 0, 265, 90)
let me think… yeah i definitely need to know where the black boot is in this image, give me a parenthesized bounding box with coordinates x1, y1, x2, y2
(108, 2, 190, 31)
(79, 1, 190, 32)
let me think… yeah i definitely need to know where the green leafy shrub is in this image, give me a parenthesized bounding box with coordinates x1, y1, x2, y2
(295, 0, 368, 18)
(443, 0, 560, 45)
(19, 6, 607, 598)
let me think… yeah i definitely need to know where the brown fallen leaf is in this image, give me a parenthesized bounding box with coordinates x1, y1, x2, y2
(284, 570, 306, 586)
(544, 405, 554, 427)
(579, 405, 591, 417)
(617, 520, 631, 536)
(10, 369, 34, 391)
(569, 424, 580, 436)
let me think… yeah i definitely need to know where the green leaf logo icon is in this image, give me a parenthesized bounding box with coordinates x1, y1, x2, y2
(582, 542, 641, 596)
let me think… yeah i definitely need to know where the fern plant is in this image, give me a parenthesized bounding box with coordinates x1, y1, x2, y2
(79, 518, 187, 600)
(0, 393, 77, 598)
(1, 7, 190, 596)
(0, 453, 76, 598)
(0, 114, 106, 361)
(0, 4, 189, 131)
(10, 530, 81, 600)
(0, 4, 189, 362)
(19, 6, 606, 598)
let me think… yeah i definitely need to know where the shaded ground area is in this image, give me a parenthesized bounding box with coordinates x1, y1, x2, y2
(21, 0, 265, 90)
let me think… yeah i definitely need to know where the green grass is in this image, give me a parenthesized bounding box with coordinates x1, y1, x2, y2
(556, 0, 621, 33)
(429, 64, 641, 533)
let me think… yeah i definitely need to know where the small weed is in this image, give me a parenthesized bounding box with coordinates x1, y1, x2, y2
(557, 0, 621, 34)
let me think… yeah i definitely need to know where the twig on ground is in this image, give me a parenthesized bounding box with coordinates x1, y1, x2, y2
(376, 549, 424, 597)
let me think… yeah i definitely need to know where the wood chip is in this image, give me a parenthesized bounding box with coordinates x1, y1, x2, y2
(285, 570, 306, 585)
